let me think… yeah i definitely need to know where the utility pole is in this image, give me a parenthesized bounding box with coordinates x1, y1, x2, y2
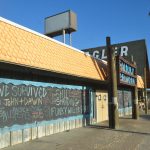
(131, 61, 139, 119)
(106, 37, 119, 129)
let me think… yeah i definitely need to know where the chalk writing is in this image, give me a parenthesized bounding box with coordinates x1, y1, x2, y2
(0, 81, 86, 128)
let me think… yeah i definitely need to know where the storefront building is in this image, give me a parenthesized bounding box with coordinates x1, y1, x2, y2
(92, 56, 144, 123)
(0, 17, 144, 149)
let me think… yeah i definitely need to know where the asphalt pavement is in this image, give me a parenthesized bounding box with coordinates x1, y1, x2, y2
(3, 111, 150, 150)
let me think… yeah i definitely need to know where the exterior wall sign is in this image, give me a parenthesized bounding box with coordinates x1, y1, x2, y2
(117, 56, 137, 86)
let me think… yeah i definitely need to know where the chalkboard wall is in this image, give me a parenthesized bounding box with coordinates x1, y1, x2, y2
(0, 79, 88, 128)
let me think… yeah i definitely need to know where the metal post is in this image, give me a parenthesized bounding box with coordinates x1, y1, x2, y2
(106, 37, 119, 129)
(144, 67, 148, 114)
(62, 29, 65, 43)
(69, 32, 72, 46)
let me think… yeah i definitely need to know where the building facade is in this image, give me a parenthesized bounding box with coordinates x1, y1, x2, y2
(0, 17, 109, 149)
(0, 17, 144, 149)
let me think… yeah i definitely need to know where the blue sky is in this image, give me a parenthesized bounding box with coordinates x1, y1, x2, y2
(0, 0, 150, 62)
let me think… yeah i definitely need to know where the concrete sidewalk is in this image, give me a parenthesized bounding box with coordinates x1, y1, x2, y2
(3, 112, 150, 150)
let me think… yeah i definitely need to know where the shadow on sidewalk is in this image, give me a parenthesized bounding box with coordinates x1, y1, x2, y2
(140, 114, 150, 120)
(86, 124, 150, 136)
(119, 116, 132, 119)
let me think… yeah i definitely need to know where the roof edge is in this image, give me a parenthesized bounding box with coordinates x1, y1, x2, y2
(0, 16, 86, 55)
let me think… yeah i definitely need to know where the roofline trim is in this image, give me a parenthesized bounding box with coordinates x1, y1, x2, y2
(0, 16, 90, 56)
(0, 59, 106, 82)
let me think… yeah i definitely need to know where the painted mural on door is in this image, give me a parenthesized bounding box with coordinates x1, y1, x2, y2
(118, 90, 132, 116)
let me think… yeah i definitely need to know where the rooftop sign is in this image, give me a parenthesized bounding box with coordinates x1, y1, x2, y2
(45, 10, 77, 37)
